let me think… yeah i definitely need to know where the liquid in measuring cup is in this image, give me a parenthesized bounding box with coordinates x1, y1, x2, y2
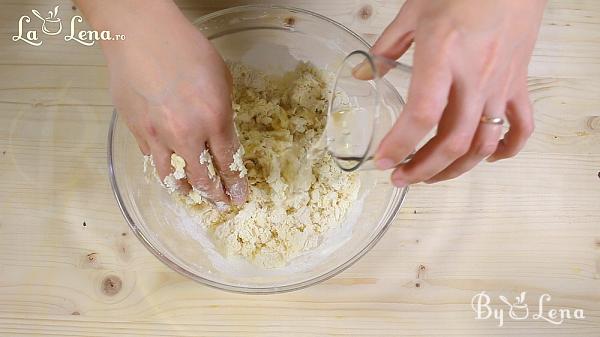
(307, 107, 371, 171)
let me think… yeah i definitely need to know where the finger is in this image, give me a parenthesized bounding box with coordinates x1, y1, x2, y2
(169, 153, 192, 195)
(353, 4, 416, 80)
(371, 2, 417, 61)
(114, 85, 151, 155)
(118, 111, 150, 155)
(134, 134, 151, 155)
(426, 100, 505, 183)
(209, 124, 249, 206)
(176, 144, 230, 207)
(488, 87, 534, 161)
(150, 146, 188, 194)
(391, 83, 483, 187)
(151, 146, 173, 182)
(374, 37, 453, 170)
(129, 128, 151, 155)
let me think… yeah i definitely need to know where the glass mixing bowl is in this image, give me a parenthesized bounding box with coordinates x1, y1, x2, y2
(108, 5, 408, 293)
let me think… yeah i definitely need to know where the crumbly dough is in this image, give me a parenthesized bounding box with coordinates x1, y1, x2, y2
(229, 147, 247, 178)
(171, 154, 187, 180)
(199, 149, 217, 181)
(150, 62, 360, 268)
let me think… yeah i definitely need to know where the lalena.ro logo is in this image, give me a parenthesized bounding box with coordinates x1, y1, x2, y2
(12, 5, 125, 46)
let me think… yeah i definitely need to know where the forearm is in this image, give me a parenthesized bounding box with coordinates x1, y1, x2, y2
(74, 0, 182, 29)
(73, 0, 198, 57)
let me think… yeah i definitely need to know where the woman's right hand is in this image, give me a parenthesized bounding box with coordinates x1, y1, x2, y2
(370, 0, 544, 186)
(80, 0, 248, 206)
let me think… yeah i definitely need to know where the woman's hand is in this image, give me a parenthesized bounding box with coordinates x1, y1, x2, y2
(78, 0, 248, 205)
(372, 0, 546, 186)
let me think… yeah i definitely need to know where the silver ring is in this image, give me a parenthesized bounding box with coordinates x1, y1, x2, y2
(480, 116, 505, 125)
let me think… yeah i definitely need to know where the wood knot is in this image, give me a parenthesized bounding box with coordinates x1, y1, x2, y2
(101, 275, 122, 296)
(86, 252, 97, 262)
(587, 116, 600, 131)
(71, 311, 80, 315)
(283, 16, 296, 28)
(357, 5, 373, 20)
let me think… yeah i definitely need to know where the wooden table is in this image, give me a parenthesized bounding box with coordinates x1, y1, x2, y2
(1, 0, 599, 335)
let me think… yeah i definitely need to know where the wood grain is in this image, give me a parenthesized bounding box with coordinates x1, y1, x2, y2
(1, 0, 599, 336)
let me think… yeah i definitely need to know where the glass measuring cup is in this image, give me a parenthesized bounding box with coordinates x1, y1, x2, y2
(322, 50, 413, 172)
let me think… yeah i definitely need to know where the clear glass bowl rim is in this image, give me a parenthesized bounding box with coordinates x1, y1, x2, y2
(107, 4, 409, 294)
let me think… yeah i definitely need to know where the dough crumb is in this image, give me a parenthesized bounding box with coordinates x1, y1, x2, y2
(229, 146, 247, 178)
(163, 174, 179, 194)
(199, 149, 218, 181)
(171, 153, 187, 180)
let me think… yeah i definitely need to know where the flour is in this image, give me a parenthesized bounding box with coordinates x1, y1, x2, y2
(148, 62, 360, 268)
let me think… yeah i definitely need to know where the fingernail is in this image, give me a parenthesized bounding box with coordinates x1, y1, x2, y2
(352, 60, 375, 80)
(232, 196, 245, 205)
(375, 158, 396, 170)
(227, 181, 247, 205)
(486, 156, 497, 163)
(392, 177, 407, 188)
